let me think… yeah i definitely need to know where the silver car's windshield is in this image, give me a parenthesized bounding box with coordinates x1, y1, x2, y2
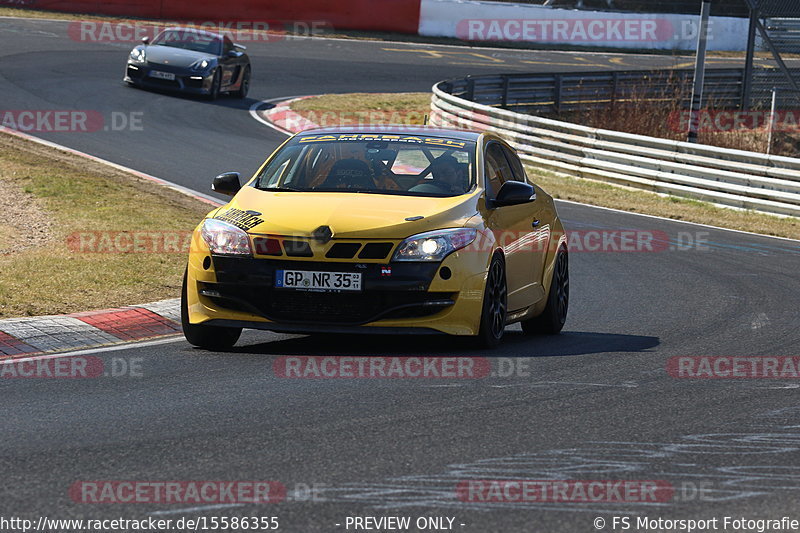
(254, 134, 476, 197)
(151, 29, 222, 55)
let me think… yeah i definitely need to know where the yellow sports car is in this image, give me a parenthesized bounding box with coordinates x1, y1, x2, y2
(182, 127, 568, 349)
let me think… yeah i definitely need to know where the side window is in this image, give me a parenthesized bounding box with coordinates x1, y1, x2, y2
(223, 37, 235, 54)
(257, 145, 302, 187)
(484, 143, 513, 199)
(501, 145, 527, 183)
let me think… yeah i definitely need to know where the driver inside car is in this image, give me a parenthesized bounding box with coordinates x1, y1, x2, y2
(420, 156, 464, 194)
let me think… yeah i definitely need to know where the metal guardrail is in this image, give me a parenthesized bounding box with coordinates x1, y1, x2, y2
(765, 18, 800, 48)
(430, 75, 800, 217)
(438, 68, 789, 115)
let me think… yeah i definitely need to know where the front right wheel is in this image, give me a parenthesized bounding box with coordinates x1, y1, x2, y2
(521, 246, 568, 335)
(478, 254, 508, 348)
(181, 270, 241, 350)
(234, 65, 251, 99)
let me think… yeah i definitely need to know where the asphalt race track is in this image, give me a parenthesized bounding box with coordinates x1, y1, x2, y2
(2, 16, 800, 532)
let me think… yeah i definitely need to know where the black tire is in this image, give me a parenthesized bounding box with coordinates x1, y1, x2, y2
(521, 246, 569, 335)
(181, 270, 241, 350)
(477, 254, 508, 348)
(234, 66, 250, 99)
(207, 69, 221, 101)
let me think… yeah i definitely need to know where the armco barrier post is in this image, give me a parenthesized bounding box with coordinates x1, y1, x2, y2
(501, 75, 509, 109)
(554, 75, 562, 115)
(688, 0, 711, 143)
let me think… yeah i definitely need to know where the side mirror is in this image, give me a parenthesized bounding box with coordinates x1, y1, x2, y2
(493, 181, 536, 207)
(212, 172, 241, 196)
(227, 50, 240, 58)
(141, 36, 150, 45)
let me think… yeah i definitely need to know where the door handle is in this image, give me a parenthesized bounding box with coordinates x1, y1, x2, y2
(532, 219, 540, 228)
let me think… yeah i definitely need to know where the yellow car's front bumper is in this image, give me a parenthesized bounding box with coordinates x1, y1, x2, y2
(185, 238, 492, 336)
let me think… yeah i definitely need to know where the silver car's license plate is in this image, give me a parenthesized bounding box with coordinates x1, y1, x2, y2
(149, 70, 175, 80)
(275, 270, 362, 292)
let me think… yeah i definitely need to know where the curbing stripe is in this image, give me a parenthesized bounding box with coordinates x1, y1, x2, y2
(73, 308, 181, 341)
(0, 331, 40, 357)
(0, 316, 121, 354)
(248, 95, 315, 135)
(0, 302, 182, 358)
(261, 97, 319, 133)
(138, 298, 182, 324)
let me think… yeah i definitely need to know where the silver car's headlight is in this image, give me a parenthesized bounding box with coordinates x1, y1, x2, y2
(200, 219, 252, 256)
(392, 228, 477, 262)
(191, 59, 210, 71)
(129, 48, 146, 63)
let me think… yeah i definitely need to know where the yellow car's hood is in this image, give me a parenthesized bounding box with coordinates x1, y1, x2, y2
(214, 187, 480, 239)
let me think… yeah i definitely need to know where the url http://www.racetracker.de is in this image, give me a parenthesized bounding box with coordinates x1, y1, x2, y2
(0, 516, 280, 532)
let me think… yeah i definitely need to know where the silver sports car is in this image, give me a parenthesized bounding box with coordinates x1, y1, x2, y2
(124, 27, 251, 100)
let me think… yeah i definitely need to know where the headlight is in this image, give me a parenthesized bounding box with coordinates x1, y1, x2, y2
(129, 48, 146, 63)
(392, 228, 477, 262)
(200, 219, 252, 256)
(191, 59, 210, 71)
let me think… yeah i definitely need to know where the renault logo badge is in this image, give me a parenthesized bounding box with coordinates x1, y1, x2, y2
(312, 225, 334, 244)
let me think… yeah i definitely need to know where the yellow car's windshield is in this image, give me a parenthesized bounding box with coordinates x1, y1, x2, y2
(254, 134, 476, 197)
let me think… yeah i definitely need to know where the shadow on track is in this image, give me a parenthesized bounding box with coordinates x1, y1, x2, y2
(224, 330, 660, 358)
(123, 82, 262, 110)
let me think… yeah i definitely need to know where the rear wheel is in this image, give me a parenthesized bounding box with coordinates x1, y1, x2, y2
(521, 246, 568, 335)
(181, 270, 241, 350)
(478, 255, 507, 348)
(234, 66, 250, 99)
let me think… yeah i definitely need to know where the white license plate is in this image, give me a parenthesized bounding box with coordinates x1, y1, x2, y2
(149, 70, 175, 80)
(275, 270, 362, 292)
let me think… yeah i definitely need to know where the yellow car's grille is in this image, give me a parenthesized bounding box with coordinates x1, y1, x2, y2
(251, 237, 397, 261)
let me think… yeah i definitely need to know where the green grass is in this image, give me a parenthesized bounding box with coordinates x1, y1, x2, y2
(0, 132, 213, 318)
(291, 93, 431, 114)
(290, 93, 432, 128)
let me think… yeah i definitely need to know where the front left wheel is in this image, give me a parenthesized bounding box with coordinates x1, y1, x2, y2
(181, 271, 241, 350)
